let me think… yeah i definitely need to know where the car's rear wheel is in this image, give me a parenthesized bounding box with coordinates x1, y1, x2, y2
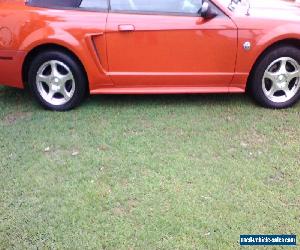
(28, 50, 87, 111)
(249, 46, 300, 109)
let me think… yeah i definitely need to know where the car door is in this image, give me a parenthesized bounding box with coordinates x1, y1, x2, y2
(105, 0, 238, 88)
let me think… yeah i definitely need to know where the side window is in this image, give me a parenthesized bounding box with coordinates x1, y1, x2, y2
(28, 0, 108, 10)
(79, 0, 108, 9)
(28, 0, 81, 7)
(110, 0, 203, 14)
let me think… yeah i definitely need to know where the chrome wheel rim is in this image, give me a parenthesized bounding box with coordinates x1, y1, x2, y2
(262, 57, 300, 103)
(36, 60, 75, 106)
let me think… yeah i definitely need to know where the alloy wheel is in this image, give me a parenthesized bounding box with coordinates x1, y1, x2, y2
(36, 60, 75, 106)
(262, 57, 300, 103)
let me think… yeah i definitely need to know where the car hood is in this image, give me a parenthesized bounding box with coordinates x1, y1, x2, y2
(234, 0, 300, 21)
(249, 0, 300, 19)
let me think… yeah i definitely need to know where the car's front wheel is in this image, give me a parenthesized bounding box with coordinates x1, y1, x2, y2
(249, 46, 300, 109)
(28, 50, 87, 111)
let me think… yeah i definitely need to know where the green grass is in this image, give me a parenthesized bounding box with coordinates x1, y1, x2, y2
(0, 85, 299, 249)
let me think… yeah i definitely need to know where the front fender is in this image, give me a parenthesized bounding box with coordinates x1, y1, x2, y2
(231, 21, 300, 91)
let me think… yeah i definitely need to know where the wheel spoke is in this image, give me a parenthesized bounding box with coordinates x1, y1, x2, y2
(282, 85, 293, 98)
(47, 89, 55, 100)
(264, 71, 277, 82)
(287, 70, 300, 82)
(59, 87, 72, 101)
(50, 61, 60, 77)
(279, 59, 288, 74)
(37, 74, 51, 85)
(266, 84, 277, 97)
(60, 72, 73, 85)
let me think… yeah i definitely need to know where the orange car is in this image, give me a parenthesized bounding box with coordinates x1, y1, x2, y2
(1, 0, 300, 110)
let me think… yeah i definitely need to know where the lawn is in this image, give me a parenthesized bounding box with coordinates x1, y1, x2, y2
(0, 85, 299, 249)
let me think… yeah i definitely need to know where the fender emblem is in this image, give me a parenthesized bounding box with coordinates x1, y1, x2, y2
(243, 41, 251, 51)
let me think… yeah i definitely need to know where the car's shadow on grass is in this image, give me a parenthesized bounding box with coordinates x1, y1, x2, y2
(0, 86, 258, 112)
(87, 93, 253, 107)
(85, 93, 259, 112)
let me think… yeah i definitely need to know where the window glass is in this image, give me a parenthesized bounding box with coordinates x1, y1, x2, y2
(79, 0, 108, 9)
(110, 0, 203, 14)
(28, 0, 108, 9)
(28, 0, 80, 7)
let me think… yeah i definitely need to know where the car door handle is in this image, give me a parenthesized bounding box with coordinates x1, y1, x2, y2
(118, 24, 135, 32)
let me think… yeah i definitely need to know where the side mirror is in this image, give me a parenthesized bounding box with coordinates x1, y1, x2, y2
(199, 2, 218, 19)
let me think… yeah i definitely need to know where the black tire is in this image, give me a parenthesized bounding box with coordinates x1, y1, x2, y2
(28, 50, 87, 111)
(249, 46, 300, 109)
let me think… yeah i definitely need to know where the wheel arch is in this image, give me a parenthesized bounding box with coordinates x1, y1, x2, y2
(246, 38, 300, 91)
(22, 43, 88, 89)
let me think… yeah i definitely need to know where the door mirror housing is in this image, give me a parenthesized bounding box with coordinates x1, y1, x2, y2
(199, 2, 218, 19)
